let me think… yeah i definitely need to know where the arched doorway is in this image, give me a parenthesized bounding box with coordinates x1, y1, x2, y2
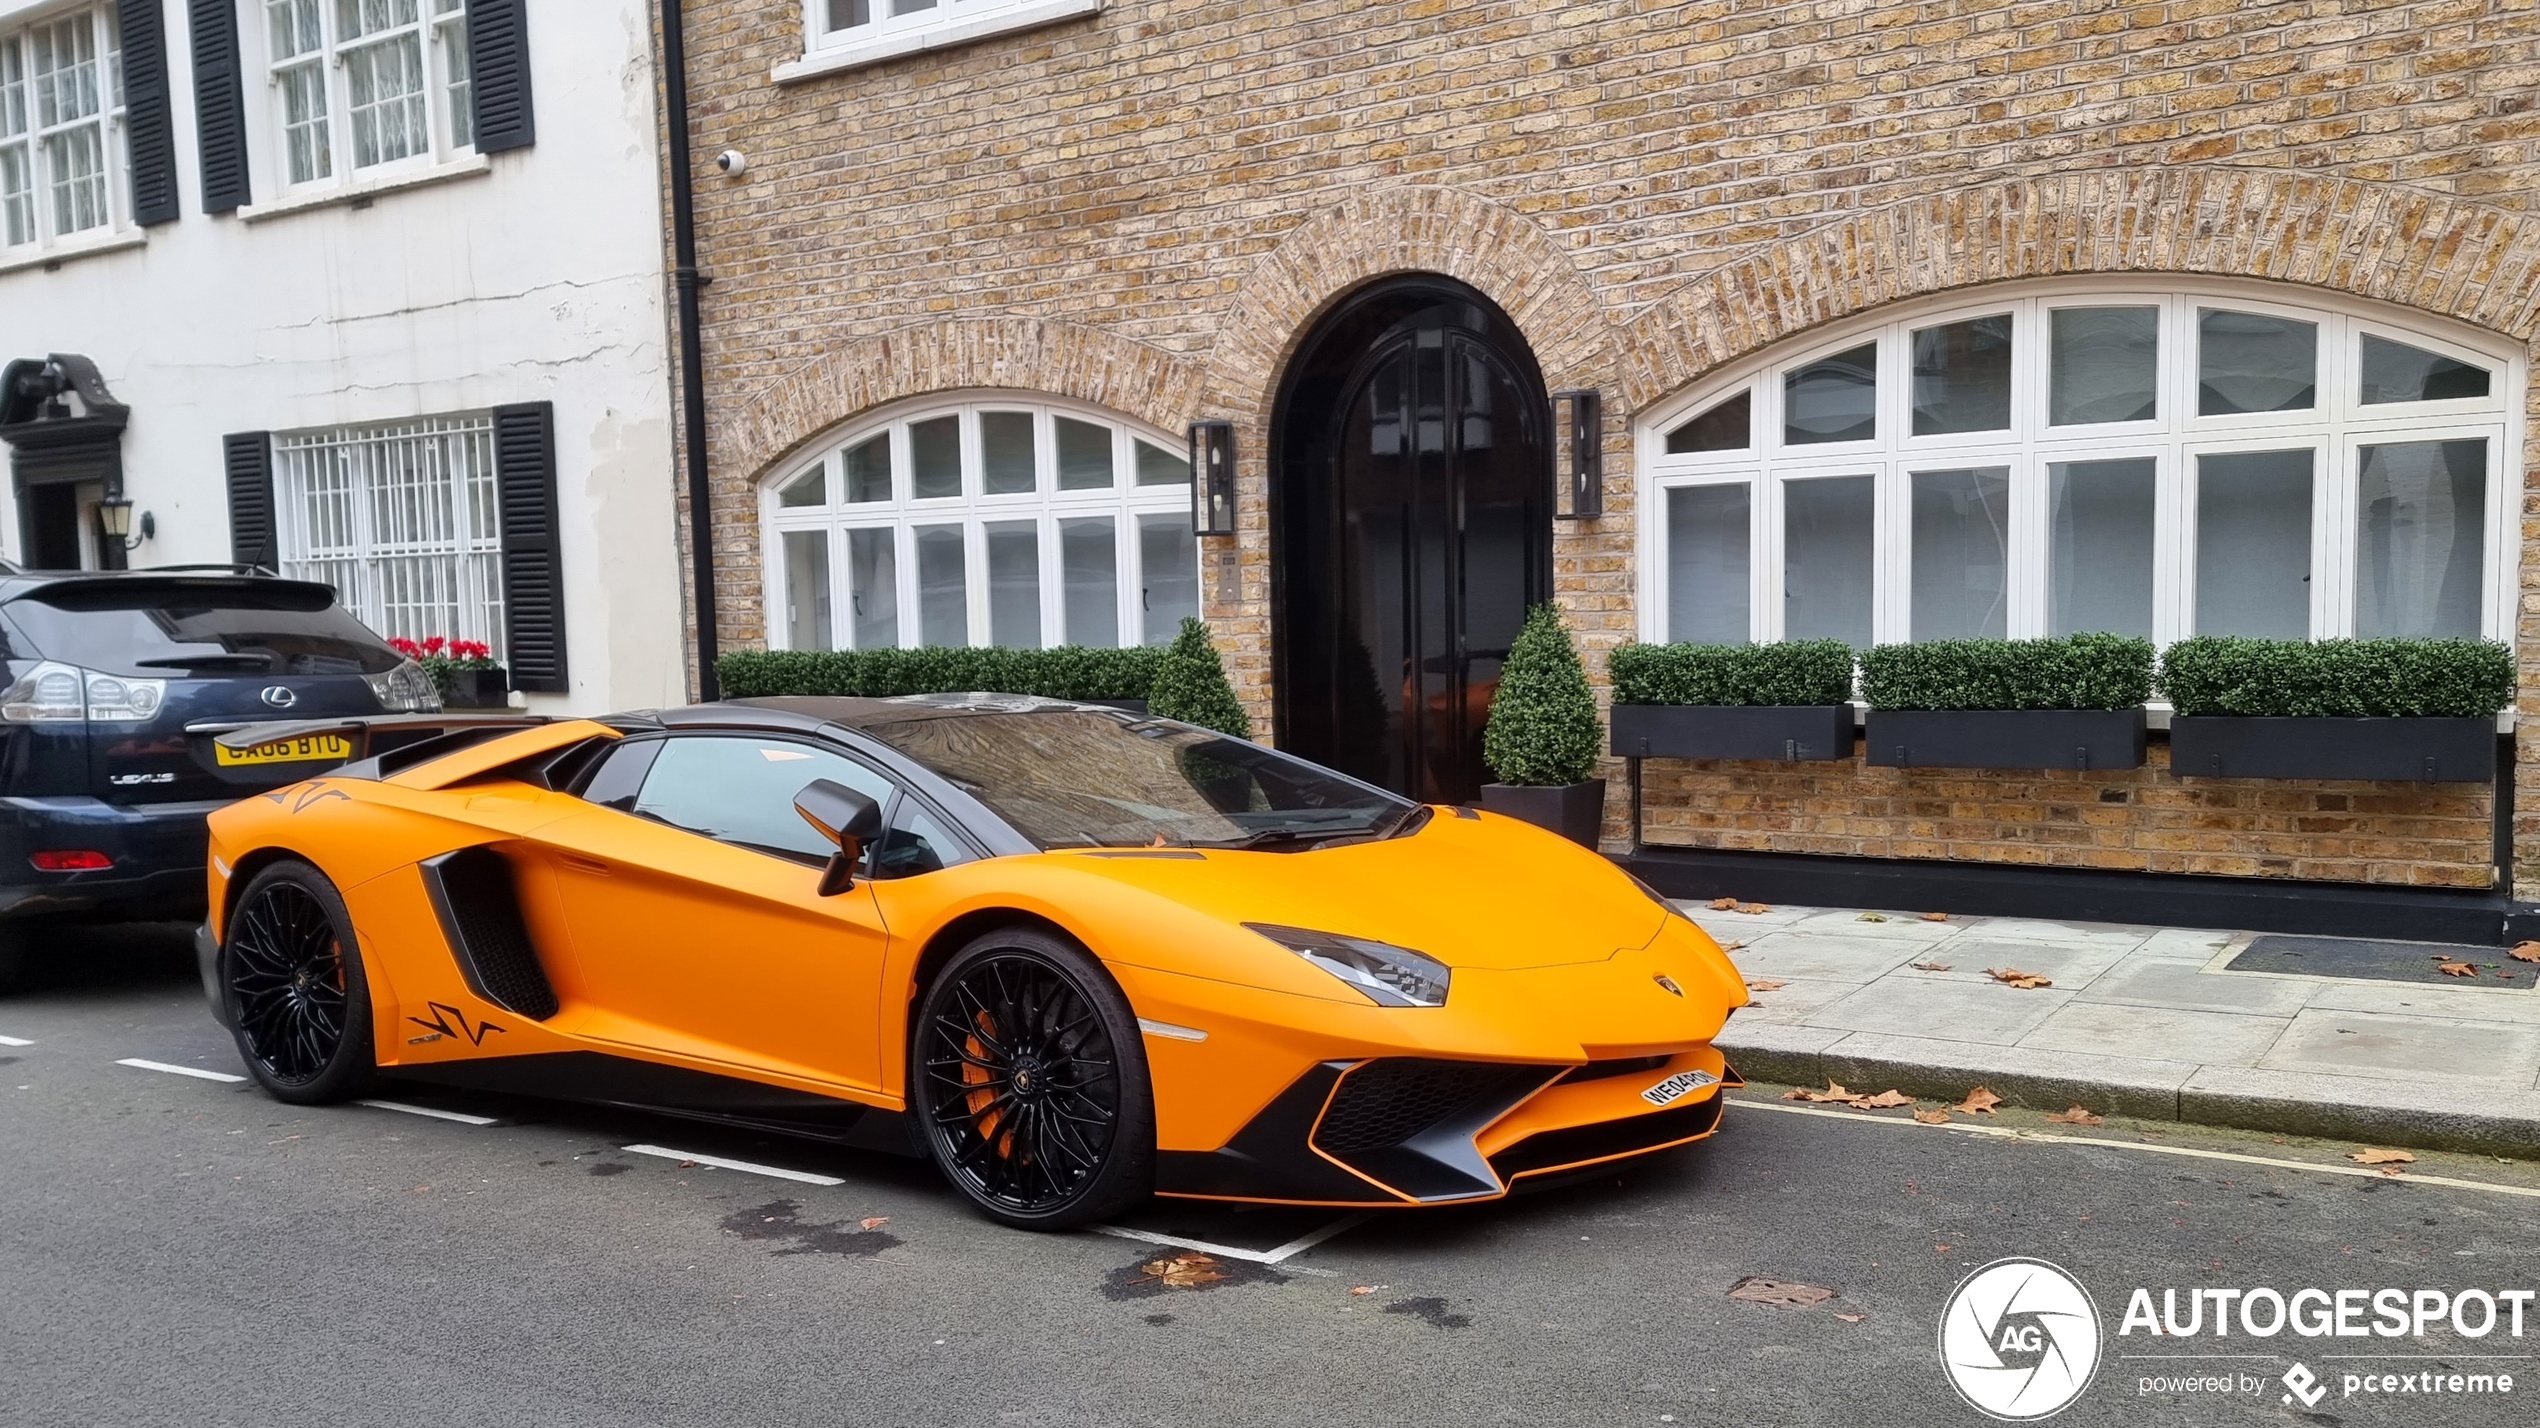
(1271, 277, 1554, 804)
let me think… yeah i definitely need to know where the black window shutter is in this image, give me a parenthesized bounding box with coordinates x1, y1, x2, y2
(493, 402, 568, 693)
(467, 0, 536, 154)
(120, 3, 181, 224)
(224, 432, 275, 570)
(189, 0, 251, 212)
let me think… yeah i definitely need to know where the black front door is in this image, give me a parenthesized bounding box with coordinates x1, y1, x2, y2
(1272, 279, 1553, 805)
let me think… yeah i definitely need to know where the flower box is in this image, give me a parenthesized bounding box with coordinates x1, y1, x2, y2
(2167, 716, 2495, 782)
(1477, 779, 1607, 847)
(445, 666, 512, 710)
(1864, 708, 2147, 771)
(1609, 703, 1855, 762)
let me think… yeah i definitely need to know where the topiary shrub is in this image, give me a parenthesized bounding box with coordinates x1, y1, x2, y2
(1482, 603, 1603, 786)
(1859, 634, 2155, 712)
(1148, 617, 1252, 737)
(1607, 639, 1856, 706)
(2158, 637, 2513, 718)
(716, 645, 1161, 701)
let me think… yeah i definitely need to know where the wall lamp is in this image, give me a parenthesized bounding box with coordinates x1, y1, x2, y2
(1554, 389, 1602, 520)
(97, 496, 153, 550)
(1188, 419, 1236, 536)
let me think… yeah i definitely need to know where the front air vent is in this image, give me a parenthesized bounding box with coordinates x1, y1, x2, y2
(420, 845, 559, 1019)
(1310, 1058, 1559, 1200)
(1557, 1054, 1673, 1086)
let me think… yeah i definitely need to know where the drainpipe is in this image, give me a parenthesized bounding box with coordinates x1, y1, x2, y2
(660, 0, 719, 701)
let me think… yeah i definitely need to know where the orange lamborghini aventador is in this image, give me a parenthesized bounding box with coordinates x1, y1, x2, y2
(192, 696, 1748, 1228)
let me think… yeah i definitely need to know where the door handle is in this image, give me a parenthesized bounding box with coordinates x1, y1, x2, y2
(556, 852, 611, 876)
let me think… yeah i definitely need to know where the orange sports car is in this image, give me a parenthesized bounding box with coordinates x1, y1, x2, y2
(192, 696, 1747, 1228)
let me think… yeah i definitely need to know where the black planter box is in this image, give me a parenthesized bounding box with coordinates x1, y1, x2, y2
(1864, 708, 2146, 771)
(1609, 703, 1855, 762)
(445, 666, 511, 710)
(1478, 780, 1607, 847)
(2168, 716, 2496, 782)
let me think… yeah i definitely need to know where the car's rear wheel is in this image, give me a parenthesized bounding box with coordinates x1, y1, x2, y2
(223, 861, 375, 1104)
(912, 927, 1153, 1230)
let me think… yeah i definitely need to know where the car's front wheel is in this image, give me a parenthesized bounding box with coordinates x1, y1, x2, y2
(912, 927, 1154, 1230)
(222, 860, 376, 1104)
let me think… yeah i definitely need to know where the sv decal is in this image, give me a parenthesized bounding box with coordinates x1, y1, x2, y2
(406, 1002, 506, 1047)
(262, 781, 352, 814)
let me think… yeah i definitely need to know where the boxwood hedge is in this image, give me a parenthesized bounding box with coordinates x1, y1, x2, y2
(1607, 639, 1856, 707)
(716, 644, 1161, 701)
(2157, 636, 2513, 718)
(1858, 634, 2155, 712)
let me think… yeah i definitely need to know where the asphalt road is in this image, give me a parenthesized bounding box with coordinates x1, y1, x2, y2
(6, 924, 2538, 1428)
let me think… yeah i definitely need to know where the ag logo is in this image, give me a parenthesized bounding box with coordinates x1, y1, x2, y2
(1938, 1257, 2102, 1420)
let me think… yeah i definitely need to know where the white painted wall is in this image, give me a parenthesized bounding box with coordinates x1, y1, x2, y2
(0, 0, 686, 714)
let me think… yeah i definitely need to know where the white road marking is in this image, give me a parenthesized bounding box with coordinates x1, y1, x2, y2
(116, 1058, 246, 1083)
(1738, 1096, 2540, 1201)
(1089, 1216, 1364, 1270)
(620, 1143, 844, 1186)
(1262, 1211, 1375, 1262)
(355, 1098, 497, 1126)
(0, 1034, 31, 1046)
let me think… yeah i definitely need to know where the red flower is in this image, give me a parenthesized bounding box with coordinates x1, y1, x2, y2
(388, 637, 423, 658)
(420, 636, 448, 655)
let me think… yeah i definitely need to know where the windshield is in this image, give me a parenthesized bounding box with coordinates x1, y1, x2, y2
(3, 580, 403, 677)
(857, 706, 1415, 850)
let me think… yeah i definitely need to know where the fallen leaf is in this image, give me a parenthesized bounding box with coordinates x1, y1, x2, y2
(1744, 978, 1787, 992)
(1784, 1081, 1856, 1104)
(1349, 1285, 1381, 1296)
(2511, 942, 2540, 964)
(1912, 1107, 1951, 1125)
(1709, 897, 1739, 910)
(1935, 1244, 1953, 1253)
(2348, 1147, 2416, 1166)
(1718, 939, 1746, 952)
(1985, 967, 2053, 989)
(2502, 970, 2518, 980)
(1856, 1089, 1914, 1109)
(1911, 961, 1953, 972)
(2045, 1105, 2104, 1126)
(860, 1216, 889, 1230)
(1856, 912, 1890, 923)
(1953, 1086, 2003, 1115)
(2438, 960, 2477, 977)
(1920, 911, 1950, 923)
(1132, 1252, 1228, 1289)
(1834, 1312, 1866, 1323)
(1736, 902, 1771, 915)
(1726, 1276, 1835, 1308)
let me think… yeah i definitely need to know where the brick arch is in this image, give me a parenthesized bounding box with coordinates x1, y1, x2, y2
(727, 316, 1207, 482)
(1617, 168, 2540, 409)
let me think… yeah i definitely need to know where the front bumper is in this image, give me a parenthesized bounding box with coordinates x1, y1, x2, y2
(0, 796, 224, 923)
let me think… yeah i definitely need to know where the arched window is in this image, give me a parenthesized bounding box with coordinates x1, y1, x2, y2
(1636, 282, 2522, 650)
(761, 395, 1200, 651)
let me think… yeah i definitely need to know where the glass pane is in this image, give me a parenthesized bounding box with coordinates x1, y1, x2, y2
(2198, 310, 2316, 415)
(1909, 467, 2009, 640)
(1055, 417, 1113, 490)
(1060, 518, 1119, 648)
(979, 411, 1035, 495)
(781, 530, 832, 650)
(1665, 484, 1749, 645)
(909, 416, 961, 499)
(2195, 449, 2312, 636)
(872, 800, 968, 879)
(2358, 335, 2491, 404)
(848, 527, 897, 649)
(2049, 307, 2158, 425)
(1134, 439, 1191, 487)
(1138, 513, 1199, 646)
(1664, 392, 1750, 454)
(894, 0, 937, 11)
(632, 737, 894, 861)
(914, 523, 966, 645)
(2356, 439, 2486, 638)
(1784, 342, 1877, 445)
(1910, 316, 2012, 436)
(985, 520, 1040, 648)
(844, 434, 891, 503)
(2048, 458, 2155, 638)
(1782, 475, 1874, 646)
(827, 0, 870, 27)
(775, 464, 827, 508)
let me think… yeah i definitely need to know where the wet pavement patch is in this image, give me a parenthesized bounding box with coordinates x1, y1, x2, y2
(1100, 1250, 1287, 1301)
(1142, 1313, 1175, 1325)
(2229, 934, 2532, 987)
(720, 1199, 901, 1258)
(1382, 1297, 1470, 1330)
(587, 1162, 630, 1177)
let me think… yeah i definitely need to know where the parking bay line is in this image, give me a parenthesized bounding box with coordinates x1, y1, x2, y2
(0, 1034, 31, 1047)
(355, 1098, 499, 1127)
(115, 1058, 246, 1083)
(621, 1143, 845, 1186)
(1738, 1096, 2540, 1201)
(1090, 1211, 1372, 1268)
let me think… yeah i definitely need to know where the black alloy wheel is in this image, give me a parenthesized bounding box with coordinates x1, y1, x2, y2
(223, 861, 375, 1103)
(914, 928, 1153, 1229)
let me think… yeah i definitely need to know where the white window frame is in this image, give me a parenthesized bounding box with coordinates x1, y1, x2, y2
(781, 0, 1102, 83)
(1636, 277, 2525, 652)
(253, 0, 474, 198)
(272, 411, 508, 659)
(0, 3, 127, 257)
(759, 393, 1198, 653)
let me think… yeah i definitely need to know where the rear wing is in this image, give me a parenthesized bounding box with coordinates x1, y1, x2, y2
(187, 714, 554, 786)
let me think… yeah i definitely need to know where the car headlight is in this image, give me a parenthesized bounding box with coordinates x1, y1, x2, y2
(364, 658, 442, 713)
(1245, 923, 1451, 1008)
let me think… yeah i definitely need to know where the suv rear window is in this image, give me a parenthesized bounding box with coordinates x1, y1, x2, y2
(1, 579, 403, 677)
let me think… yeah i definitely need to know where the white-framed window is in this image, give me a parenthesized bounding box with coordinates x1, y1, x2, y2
(0, 4, 126, 255)
(1637, 279, 2523, 651)
(274, 412, 507, 657)
(260, 0, 472, 191)
(802, 0, 1081, 57)
(762, 395, 1201, 653)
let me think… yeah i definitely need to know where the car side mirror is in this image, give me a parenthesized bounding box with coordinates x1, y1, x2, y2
(793, 779, 883, 896)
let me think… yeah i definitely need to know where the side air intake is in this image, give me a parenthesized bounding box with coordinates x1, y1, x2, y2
(419, 845, 560, 1019)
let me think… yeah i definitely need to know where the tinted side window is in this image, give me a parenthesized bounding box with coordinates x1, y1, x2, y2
(578, 738, 662, 811)
(871, 800, 973, 880)
(631, 736, 898, 861)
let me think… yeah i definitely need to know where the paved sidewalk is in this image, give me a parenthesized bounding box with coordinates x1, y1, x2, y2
(1688, 901, 2540, 1155)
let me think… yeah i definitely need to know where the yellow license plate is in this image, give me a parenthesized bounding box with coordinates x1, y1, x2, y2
(215, 733, 353, 768)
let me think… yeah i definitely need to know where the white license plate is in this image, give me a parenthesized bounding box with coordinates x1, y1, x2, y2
(1641, 1068, 1721, 1107)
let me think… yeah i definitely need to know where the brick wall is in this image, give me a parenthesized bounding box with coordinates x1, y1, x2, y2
(666, 0, 2540, 894)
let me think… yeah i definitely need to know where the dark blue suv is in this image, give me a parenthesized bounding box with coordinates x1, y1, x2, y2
(0, 567, 437, 991)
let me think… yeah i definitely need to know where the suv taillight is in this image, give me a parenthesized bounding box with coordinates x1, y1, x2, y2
(0, 661, 163, 722)
(363, 658, 441, 713)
